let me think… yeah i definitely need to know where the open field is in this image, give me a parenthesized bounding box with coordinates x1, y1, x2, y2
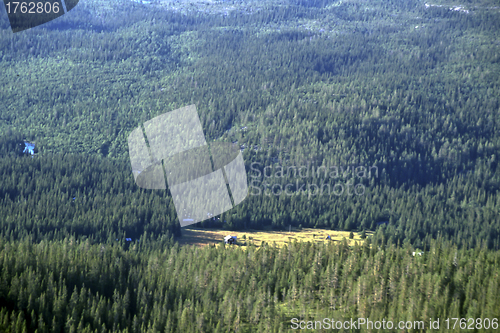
(177, 228, 371, 248)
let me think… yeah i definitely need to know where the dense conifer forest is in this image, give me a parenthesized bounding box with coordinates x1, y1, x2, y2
(0, 0, 499, 331)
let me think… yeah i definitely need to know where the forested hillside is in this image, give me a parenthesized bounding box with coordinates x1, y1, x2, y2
(1, 0, 500, 331)
(0, 237, 499, 332)
(1, 0, 499, 248)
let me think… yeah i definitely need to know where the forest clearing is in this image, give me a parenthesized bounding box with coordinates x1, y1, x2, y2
(177, 228, 371, 248)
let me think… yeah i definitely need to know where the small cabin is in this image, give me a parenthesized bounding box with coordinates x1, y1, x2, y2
(224, 235, 237, 245)
(23, 142, 35, 155)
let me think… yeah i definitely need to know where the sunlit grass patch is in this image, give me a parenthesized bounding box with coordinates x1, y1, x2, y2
(178, 227, 372, 249)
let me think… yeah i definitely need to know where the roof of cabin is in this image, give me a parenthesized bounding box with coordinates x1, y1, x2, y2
(23, 142, 35, 155)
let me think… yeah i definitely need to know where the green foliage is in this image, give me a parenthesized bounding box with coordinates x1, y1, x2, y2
(0, 134, 181, 244)
(1, 0, 500, 330)
(1, 0, 499, 250)
(0, 237, 498, 332)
